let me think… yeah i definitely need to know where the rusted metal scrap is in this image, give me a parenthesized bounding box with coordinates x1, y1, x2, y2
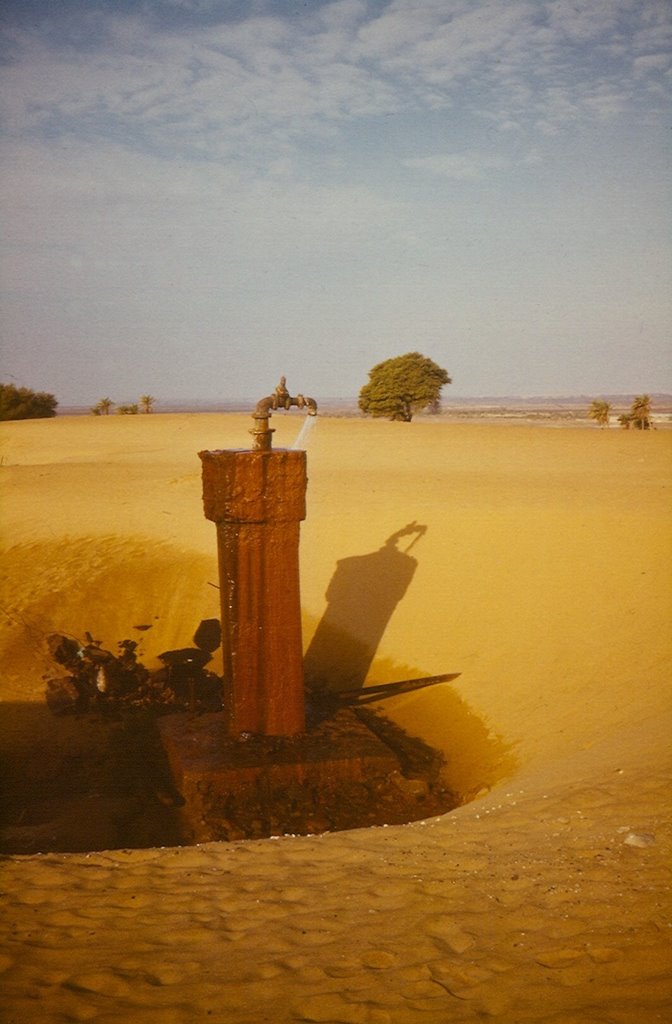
(44, 620, 223, 716)
(314, 672, 461, 709)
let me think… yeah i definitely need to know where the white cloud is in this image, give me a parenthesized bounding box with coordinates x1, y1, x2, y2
(403, 151, 511, 180)
(632, 53, 671, 75)
(545, 0, 627, 43)
(2, 0, 669, 170)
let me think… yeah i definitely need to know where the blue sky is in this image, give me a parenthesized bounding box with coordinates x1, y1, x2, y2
(1, 0, 670, 405)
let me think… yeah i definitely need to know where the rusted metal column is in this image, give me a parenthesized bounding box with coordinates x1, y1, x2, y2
(199, 448, 307, 736)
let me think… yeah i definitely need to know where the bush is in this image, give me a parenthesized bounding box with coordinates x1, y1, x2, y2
(0, 383, 58, 421)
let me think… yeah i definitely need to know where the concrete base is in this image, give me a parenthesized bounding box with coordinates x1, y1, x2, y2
(158, 709, 411, 842)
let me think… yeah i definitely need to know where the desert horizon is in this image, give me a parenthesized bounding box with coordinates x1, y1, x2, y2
(53, 393, 672, 420)
(1, 411, 671, 1022)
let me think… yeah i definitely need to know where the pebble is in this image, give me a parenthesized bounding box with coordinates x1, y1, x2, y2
(623, 832, 656, 848)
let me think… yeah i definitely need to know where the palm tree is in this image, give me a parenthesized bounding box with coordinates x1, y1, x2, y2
(139, 394, 155, 414)
(630, 394, 652, 430)
(93, 397, 114, 416)
(588, 399, 612, 428)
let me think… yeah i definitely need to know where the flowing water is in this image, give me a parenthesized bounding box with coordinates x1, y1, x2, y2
(291, 414, 317, 449)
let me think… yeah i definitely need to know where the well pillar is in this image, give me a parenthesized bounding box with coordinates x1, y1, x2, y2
(199, 448, 307, 736)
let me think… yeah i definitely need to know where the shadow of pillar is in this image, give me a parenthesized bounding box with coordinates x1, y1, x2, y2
(304, 522, 427, 694)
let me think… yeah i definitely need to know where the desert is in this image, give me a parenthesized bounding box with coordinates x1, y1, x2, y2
(1, 410, 671, 1023)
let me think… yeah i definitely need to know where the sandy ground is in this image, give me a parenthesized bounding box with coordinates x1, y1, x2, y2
(1, 412, 671, 1023)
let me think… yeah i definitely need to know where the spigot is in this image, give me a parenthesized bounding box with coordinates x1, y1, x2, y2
(251, 377, 318, 450)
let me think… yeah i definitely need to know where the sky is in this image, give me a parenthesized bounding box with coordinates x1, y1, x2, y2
(1, 0, 671, 406)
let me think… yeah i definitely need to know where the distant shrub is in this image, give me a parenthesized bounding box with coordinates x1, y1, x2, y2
(0, 383, 58, 421)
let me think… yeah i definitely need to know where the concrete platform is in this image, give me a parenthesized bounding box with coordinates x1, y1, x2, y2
(158, 708, 406, 842)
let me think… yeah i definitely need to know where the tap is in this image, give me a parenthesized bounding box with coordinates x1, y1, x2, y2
(251, 377, 317, 450)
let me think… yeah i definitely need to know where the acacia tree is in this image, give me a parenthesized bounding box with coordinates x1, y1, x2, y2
(588, 399, 612, 428)
(358, 352, 451, 422)
(0, 383, 57, 420)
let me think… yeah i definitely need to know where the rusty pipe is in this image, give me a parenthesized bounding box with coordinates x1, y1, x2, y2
(251, 379, 318, 450)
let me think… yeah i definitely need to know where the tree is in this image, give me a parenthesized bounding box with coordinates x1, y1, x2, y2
(91, 398, 114, 416)
(358, 352, 451, 422)
(139, 394, 155, 414)
(588, 399, 612, 428)
(629, 394, 652, 430)
(0, 383, 57, 421)
(618, 395, 653, 430)
(117, 403, 139, 415)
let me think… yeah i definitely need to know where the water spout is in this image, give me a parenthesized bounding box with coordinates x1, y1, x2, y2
(291, 413, 317, 450)
(251, 376, 318, 451)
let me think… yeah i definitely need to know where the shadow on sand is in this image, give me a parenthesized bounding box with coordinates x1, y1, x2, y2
(304, 522, 427, 693)
(303, 522, 517, 800)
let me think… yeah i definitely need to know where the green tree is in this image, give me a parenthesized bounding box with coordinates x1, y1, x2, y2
(0, 383, 57, 421)
(618, 395, 653, 430)
(629, 394, 652, 430)
(358, 352, 451, 422)
(139, 394, 155, 414)
(117, 403, 139, 415)
(588, 399, 612, 428)
(91, 397, 114, 416)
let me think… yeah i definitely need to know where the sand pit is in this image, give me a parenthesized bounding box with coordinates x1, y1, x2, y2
(1, 412, 671, 1022)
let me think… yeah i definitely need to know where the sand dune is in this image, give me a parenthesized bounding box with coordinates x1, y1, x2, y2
(1, 412, 671, 1022)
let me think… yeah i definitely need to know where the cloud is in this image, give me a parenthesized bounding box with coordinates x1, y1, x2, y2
(1, 9, 404, 169)
(545, 0, 626, 43)
(2, 0, 670, 171)
(1, 2, 671, 402)
(403, 151, 512, 181)
(632, 52, 671, 75)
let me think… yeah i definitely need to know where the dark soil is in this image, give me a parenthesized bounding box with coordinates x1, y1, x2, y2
(0, 629, 458, 855)
(0, 702, 458, 854)
(0, 707, 184, 855)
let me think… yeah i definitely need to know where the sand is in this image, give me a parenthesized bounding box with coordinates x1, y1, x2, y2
(1, 412, 671, 1022)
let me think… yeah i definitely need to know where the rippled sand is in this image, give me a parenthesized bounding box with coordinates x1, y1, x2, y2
(1, 413, 671, 1022)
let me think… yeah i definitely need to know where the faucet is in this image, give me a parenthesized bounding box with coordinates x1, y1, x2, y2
(251, 376, 317, 450)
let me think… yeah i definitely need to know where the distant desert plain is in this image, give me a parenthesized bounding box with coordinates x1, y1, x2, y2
(1, 410, 671, 1023)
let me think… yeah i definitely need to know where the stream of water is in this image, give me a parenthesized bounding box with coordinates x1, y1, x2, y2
(291, 414, 317, 450)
